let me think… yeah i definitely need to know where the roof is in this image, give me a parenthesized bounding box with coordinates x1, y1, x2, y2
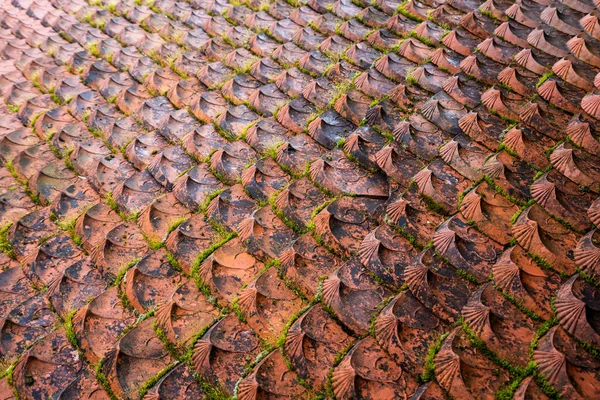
(0, 0, 599, 398)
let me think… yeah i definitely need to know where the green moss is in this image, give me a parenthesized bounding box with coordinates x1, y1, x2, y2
(420, 194, 449, 216)
(6, 104, 20, 113)
(153, 321, 182, 358)
(95, 358, 119, 400)
(461, 319, 530, 377)
(491, 281, 543, 322)
(397, 2, 423, 22)
(495, 374, 529, 400)
(325, 341, 356, 398)
(63, 310, 80, 350)
(483, 176, 529, 207)
(138, 361, 179, 398)
(421, 332, 449, 382)
(536, 72, 554, 89)
(0, 223, 16, 259)
(455, 268, 482, 285)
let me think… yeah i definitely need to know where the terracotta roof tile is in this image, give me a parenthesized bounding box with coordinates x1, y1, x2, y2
(2, 0, 600, 396)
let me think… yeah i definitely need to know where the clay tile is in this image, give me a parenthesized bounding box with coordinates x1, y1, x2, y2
(147, 145, 194, 190)
(306, 110, 354, 149)
(0, 294, 57, 361)
(588, 196, 600, 226)
(460, 52, 506, 85)
(568, 34, 600, 69)
(210, 141, 257, 185)
(531, 169, 595, 232)
(74, 202, 121, 253)
(343, 125, 386, 170)
(442, 29, 480, 57)
(297, 50, 331, 76)
(192, 315, 260, 395)
(374, 290, 447, 375)
(28, 161, 78, 205)
(519, 98, 571, 140)
(274, 42, 309, 68)
(143, 363, 203, 400)
(311, 12, 344, 36)
(575, 229, 600, 280)
(86, 155, 135, 196)
(332, 335, 416, 399)
(417, 159, 472, 212)
(121, 249, 182, 314)
(442, 73, 483, 109)
(582, 12, 600, 41)
(439, 133, 489, 181)
(313, 197, 386, 256)
(111, 169, 165, 216)
(554, 275, 600, 348)
(11, 328, 83, 398)
(189, 90, 228, 123)
(268, 18, 301, 43)
(238, 349, 307, 400)
(290, 27, 323, 52)
(359, 224, 418, 288)
(460, 182, 518, 245)
(533, 325, 600, 399)
(245, 10, 278, 31)
(220, 74, 259, 106)
(434, 214, 502, 281)
(273, 177, 329, 232)
(323, 258, 389, 335)
(236, 266, 305, 343)
(50, 122, 93, 155)
(367, 28, 402, 51)
(419, 91, 468, 135)
(242, 157, 290, 201)
(0, 263, 35, 317)
(101, 318, 174, 397)
(333, 89, 371, 126)
(171, 52, 207, 77)
(129, 57, 161, 85)
(461, 10, 498, 38)
(434, 328, 510, 398)
(311, 149, 389, 197)
(21, 232, 83, 289)
(103, 116, 142, 149)
(541, 6, 582, 35)
(553, 57, 595, 92)
(430, 4, 465, 28)
(290, 5, 321, 27)
(537, 77, 585, 114)
(206, 184, 257, 232)
(409, 64, 450, 94)
(284, 304, 351, 390)
(393, 118, 442, 163)
(513, 205, 580, 275)
(460, 107, 510, 150)
(376, 142, 423, 188)
(158, 108, 201, 142)
(0, 127, 40, 163)
(302, 77, 336, 109)
(276, 133, 326, 175)
(181, 124, 228, 161)
(137, 193, 191, 244)
(273, 67, 312, 99)
(217, 105, 259, 139)
(550, 142, 600, 192)
(365, 99, 407, 132)
(481, 150, 536, 202)
(90, 220, 148, 278)
(344, 41, 382, 69)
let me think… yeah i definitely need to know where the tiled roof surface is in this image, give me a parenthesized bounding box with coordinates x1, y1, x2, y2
(0, 0, 600, 398)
